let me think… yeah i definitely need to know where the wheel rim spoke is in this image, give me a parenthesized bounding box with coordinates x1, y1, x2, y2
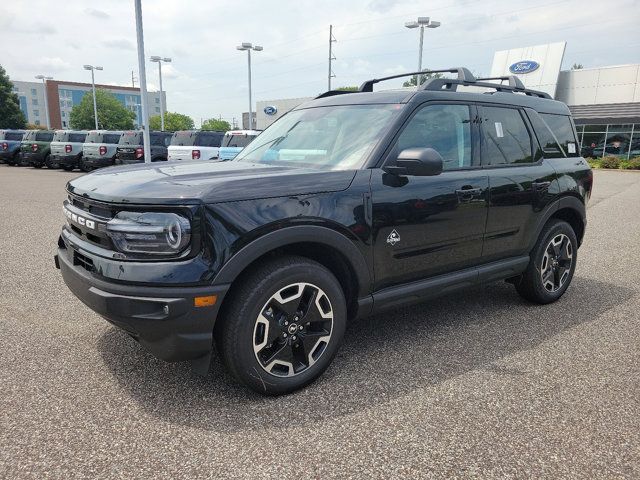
(540, 233, 573, 292)
(253, 282, 334, 377)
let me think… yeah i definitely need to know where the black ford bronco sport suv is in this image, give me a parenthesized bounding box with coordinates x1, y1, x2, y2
(55, 68, 592, 395)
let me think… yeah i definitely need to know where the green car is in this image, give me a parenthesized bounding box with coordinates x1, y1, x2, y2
(20, 130, 55, 168)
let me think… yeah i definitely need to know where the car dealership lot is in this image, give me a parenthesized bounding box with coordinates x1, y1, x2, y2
(0, 166, 638, 478)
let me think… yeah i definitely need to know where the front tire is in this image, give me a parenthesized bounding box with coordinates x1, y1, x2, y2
(515, 219, 577, 304)
(216, 256, 347, 395)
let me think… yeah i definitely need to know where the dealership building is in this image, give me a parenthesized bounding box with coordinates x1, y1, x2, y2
(256, 42, 640, 158)
(12, 79, 165, 130)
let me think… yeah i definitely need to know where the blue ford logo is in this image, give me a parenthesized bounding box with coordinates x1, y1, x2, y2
(264, 105, 278, 116)
(509, 60, 540, 74)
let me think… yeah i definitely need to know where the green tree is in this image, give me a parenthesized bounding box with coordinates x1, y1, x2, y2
(402, 71, 444, 88)
(571, 63, 584, 70)
(69, 89, 135, 130)
(149, 111, 194, 131)
(201, 118, 231, 131)
(0, 65, 27, 129)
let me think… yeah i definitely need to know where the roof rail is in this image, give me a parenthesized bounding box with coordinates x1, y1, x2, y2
(358, 67, 476, 92)
(476, 75, 526, 89)
(422, 76, 552, 99)
(314, 90, 359, 99)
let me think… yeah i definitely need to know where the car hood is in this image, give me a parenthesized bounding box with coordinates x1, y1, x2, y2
(66, 160, 357, 205)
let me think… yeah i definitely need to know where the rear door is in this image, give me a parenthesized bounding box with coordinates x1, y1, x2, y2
(479, 104, 557, 262)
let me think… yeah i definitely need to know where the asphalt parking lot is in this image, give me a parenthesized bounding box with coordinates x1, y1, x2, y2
(0, 165, 638, 479)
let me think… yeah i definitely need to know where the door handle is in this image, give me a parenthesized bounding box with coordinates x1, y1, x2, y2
(532, 180, 551, 192)
(455, 186, 482, 202)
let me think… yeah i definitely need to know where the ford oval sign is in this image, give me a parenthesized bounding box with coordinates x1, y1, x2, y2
(264, 105, 278, 116)
(509, 60, 540, 74)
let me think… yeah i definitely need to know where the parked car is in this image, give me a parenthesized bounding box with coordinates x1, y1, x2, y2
(0, 130, 26, 166)
(81, 130, 124, 171)
(19, 129, 54, 168)
(56, 68, 592, 395)
(50, 130, 88, 171)
(115, 130, 173, 165)
(218, 129, 262, 161)
(167, 130, 225, 161)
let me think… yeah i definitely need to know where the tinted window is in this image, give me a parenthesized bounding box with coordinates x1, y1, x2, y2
(68, 133, 87, 143)
(35, 132, 54, 142)
(6, 132, 24, 141)
(150, 133, 171, 146)
(195, 132, 223, 147)
(53, 131, 68, 142)
(85, 132, 103, 143)
(482, 107, 533, 165)
(103, 133, 122, 144)
(541, 114, 578, 156)
(119, 132, 143, 145)
(526, 110, 563, 159)
(393, 104, 473, 170)
(170, 131, 196, 146)
(223, 134, 258, 148)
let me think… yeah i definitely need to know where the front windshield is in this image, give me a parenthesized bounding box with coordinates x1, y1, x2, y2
(235, 104, 400, 170)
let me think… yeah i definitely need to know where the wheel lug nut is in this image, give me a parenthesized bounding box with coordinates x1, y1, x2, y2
(292, 335, 297, 341)
(294, 316, 300, 322)
(283, 333, 288, 338)
(299, 325, 303, 330)
(284, 321, 289, 326)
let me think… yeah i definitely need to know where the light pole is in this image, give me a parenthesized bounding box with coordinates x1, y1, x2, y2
(133, 0, 151, 163)
(405, 17, 441, 84)
(236, 42, 263, 129)
(150, 56, 171, 131)
(83, 65, 103, 129)
(34, 74, 53, 129)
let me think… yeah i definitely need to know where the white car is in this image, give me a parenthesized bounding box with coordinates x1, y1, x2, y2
(167, 130, 225, 161)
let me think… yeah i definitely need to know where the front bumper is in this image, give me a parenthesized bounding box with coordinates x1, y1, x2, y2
(55, 246, 229, 362)
(51, 153, 79, 167)
(82, 156, 114, 169)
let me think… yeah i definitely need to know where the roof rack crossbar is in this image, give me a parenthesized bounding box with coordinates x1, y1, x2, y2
(422, 77, 551, 99)
(358, 67, 476, 92)
(476, 75, 526, 90)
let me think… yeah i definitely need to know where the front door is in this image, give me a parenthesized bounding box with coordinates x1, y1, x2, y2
(370, 103, 489, 290)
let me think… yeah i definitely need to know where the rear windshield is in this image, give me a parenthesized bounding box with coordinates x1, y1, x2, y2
(119, 132, 143, 145)
(170, 131, 196, 146)
(69, 132, 87, 143)
(151, 132, 172, 146)
(5, 132, 24, 141)
(53, 131, 68, 142)
(222, 134, 258, 148)
(35, 132, 54, 142)
(22, 131, 37, 141)
(195, 132, 223, 147)
(86, 132, 121, 144)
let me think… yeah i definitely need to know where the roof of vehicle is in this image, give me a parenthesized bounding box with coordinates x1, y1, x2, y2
(298, 68, 571, 116)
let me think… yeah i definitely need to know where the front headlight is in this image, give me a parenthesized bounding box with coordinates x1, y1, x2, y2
(106, 211, 191, 256)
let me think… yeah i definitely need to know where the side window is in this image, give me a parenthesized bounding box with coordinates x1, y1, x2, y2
(540, 114, 578, 156)
(481, 107, 534, 165)
(392, 104, 474, 170)
(525, 109, 564, 158)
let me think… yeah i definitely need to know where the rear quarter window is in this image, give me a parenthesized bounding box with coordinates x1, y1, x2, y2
(85, 132, 103, 143)
(53, 132, 68, 142)
(23, 131, 37, 141)
(540, 114, 578, 156)
(119, 132, 142, 145)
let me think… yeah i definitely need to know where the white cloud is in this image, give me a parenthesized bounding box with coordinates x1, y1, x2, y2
(85, 8, 110, 19)
(102, 39, 135, 50)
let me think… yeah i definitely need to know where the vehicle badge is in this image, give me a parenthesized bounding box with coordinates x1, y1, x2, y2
(387, 229, 400, 246)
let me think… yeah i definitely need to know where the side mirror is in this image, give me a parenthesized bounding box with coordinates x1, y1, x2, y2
(384, 147, 443, 176)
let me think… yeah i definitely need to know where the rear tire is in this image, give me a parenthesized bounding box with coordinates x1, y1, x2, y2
(62, 165, 74, 172)
(515, 219, 577, 304)
(44, 154, 54, 169)
(216, 256, 347, 395)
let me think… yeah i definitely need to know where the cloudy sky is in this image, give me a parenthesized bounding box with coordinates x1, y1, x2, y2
(2, 0, 639, 125)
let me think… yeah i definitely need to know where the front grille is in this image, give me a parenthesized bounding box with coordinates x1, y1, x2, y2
(69, 195, 113, 219)
(73, 251, 94, 272)
(65, 194, 117, 250)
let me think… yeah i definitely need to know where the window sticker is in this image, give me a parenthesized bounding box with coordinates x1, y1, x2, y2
(567, 142, 576, 154)
(494, 122, 504, 138)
